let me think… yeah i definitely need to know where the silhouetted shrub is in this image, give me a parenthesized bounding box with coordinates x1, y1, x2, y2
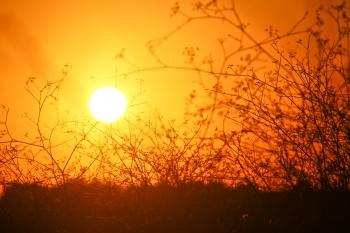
(0, 181, 349, 233)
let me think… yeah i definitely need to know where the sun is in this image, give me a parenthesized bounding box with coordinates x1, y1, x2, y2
(89, 87, 127, 123)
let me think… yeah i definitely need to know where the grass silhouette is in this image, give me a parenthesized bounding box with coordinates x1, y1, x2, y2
(0, 181, 349, 233)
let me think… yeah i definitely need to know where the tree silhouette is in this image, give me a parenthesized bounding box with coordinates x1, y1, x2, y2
(113, 0, 350, 190)
(0, 0, 349, 191)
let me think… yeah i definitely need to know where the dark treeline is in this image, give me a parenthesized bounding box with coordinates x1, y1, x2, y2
(0, 181, 349, 233)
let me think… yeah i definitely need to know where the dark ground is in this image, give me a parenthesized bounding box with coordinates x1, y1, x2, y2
(0, 182, 349, 233)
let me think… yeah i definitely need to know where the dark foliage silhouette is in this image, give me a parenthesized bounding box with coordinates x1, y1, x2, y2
(0, 181, 349, 233)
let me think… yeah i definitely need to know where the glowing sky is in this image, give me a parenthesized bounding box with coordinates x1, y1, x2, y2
(0, 0, 326, 132)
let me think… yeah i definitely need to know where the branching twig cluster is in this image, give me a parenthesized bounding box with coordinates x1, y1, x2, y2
(1, 0, 349, 191)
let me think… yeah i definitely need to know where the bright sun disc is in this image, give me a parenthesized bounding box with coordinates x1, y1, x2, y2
(89, 87, 127, 123)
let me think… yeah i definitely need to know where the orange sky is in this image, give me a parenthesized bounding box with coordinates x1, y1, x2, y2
(0, 0, 327, 136)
